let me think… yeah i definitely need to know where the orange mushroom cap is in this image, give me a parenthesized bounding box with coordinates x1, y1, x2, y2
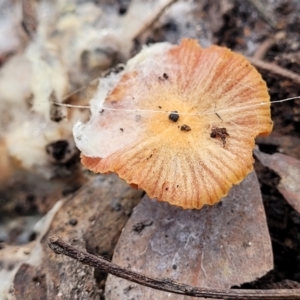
(73, 39, 272, 209)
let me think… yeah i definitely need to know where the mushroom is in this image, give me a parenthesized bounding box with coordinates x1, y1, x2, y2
(73, 39, 272, 209)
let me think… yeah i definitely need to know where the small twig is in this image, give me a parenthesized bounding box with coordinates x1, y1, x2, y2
(245, 0, 277, 29)
(247, 57, 300, 85)
(21, 0, 37, 37)
(48, 236, 300, 299)
(131, 0, 178, 40)
(253, 38, 276, 60)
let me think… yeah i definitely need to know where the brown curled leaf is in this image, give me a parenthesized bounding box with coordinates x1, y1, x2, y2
(254, 149, 300, 213)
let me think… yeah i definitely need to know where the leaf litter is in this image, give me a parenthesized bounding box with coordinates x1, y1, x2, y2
(255, 148, 300, 214)
(0, 0, 300, 298)
(105, 172, 273, 299)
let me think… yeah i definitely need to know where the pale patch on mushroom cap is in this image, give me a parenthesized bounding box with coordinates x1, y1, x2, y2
(73, 39, 273, 209)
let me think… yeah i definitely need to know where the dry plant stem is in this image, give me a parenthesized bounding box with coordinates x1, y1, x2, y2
(21, 0, 37, 37)
(132, 0, 178, 39)
(253, 38, 275, 60)
(48, 236, 300, 300)
(247, 57, 300, 85)
(245, 0, 277, 29)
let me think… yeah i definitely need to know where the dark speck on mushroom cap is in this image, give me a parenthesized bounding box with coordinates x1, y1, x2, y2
(180, 124, 191, 131)
(169, 111, 179, 122)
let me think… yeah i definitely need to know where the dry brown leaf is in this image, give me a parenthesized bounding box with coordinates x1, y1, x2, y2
(35, 175, 142, 299)
(105, 171, 273, 300)
(254, 148, 300, 213)
(0, 174, 143, 299)
(256, 135, 300, 160)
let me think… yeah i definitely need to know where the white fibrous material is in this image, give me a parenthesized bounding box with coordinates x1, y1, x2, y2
(25, 40, 69, 118)
(73, 110, 143, 158)
(73, 43, 172, 159)
(73, 70, 142, 158)
(126, 42, 173, 72)
(0, 0, 179, 178)
(0, 0, 24, 56)
(0, 199, 65, 300)
(6, 114, 76, 177)
(0, 54, 32, 107)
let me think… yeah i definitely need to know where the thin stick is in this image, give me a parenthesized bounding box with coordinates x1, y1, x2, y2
(21, 0, 37, 37)
(247, 57, 300, 85)
(253, 38, 275, 60)
(131, 0, 178, 40)
(48, 236, 300, 299)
